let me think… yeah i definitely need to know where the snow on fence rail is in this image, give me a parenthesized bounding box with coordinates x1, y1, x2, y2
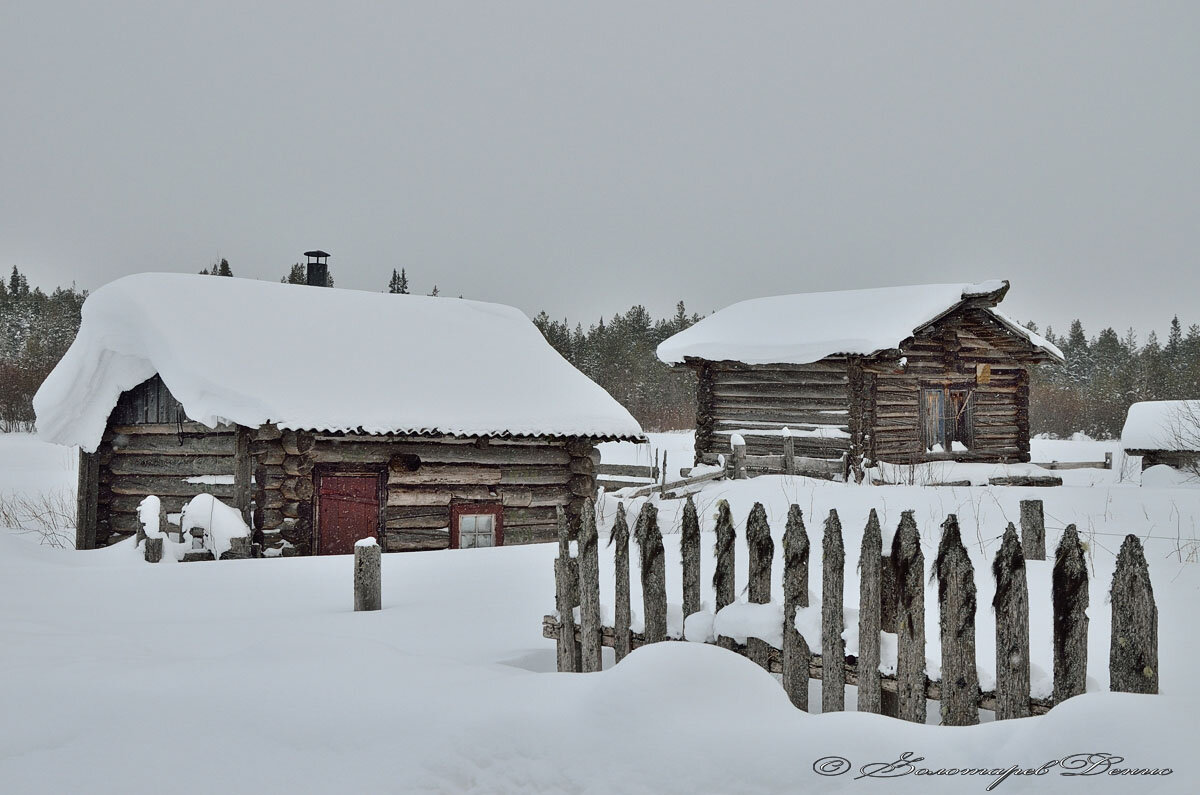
(543, 497, 1158, 724)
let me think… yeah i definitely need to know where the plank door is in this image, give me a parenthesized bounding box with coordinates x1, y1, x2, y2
(317, 474, 380, 555)
(922, 388, 947, 451)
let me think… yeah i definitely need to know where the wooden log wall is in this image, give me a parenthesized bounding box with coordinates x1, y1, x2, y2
(867, 308, 1044, 464)
(249, 426, 598, 554)
(690, 359, 852, 471)
(547, 499, 1157, 724)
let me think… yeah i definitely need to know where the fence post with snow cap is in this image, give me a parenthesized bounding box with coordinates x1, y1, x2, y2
(821, 509, 846, 713)
(893, 511, 926, 723)
(729, 434, 747, 480)
(745, 502, 774, 671)
(1052, 525, 1089, 703)
(856, 509, 882, 714)
(781, 504, 810, 711)
(635, 502, 667, 645)
(992, 524, 1031, 720)
(577, 498, 602, 673)
(681, 495, 701, 621)
(611, 503, 632, 663)
(713, 499, 737, 650)
(1109, 534, 1158, 695)
(353, 537, 381, 612)
(1020, 499, 1046, 561)
(935, 515, 979, 725)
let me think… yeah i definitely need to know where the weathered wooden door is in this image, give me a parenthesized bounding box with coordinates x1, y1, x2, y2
(922, 387, 974, 451)
(317, 474, 380, 555)
(922, 388, 947, 450)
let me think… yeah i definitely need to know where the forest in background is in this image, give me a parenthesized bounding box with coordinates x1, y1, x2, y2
(3, 263, 1199, 438)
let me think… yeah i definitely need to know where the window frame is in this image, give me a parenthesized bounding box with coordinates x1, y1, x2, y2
(449, 502, 504, 549)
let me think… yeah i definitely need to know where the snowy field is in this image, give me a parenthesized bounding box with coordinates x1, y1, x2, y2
(1, 432, 1197, 793)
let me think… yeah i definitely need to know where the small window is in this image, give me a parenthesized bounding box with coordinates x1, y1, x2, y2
(450, 503, 503, 549)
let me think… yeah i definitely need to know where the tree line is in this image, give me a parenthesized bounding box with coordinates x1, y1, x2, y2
(3, 262, 1199, 438)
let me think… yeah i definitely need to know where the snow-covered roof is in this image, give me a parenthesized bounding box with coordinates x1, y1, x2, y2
(656, 280, 1064, 366)
(1121, 400, 1200, 452)
(34, 274, 645, 451)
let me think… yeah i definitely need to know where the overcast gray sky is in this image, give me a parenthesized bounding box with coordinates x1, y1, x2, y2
(2, 2, 1197, 337)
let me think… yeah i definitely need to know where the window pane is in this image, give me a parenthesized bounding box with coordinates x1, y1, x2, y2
(475, 528, 494, 547)
(477, 515, 493, 533)
(460, 515, 476, 533)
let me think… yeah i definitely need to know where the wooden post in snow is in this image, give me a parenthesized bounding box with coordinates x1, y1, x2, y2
(730, 435, 747, 480)
(1109, 534, 1158, 694)
(892, 510, 926, 724)
(856, 509, 882, 714)
(1052, 524, 1089, 704)
(879, 541, 900, 717)
(745, 502, 774, 670)
(611, 503, 632, 663)
(353, 538, 381, 612)
(992, 523, 1030, 720)
(821, 509, 845, 713)
(681, 495, 702, 621)
(635, 502, 667, 644)
(713, 499, 737, 650)
(577, 497, 602, 672)
(935, 515, 979, 725)
(1020, 499, 1046, 561)
(782, 504, 810, 710)
(144, 537, 163, 563)
(554, 505, 581, 672)
(782, 428, 795, 476)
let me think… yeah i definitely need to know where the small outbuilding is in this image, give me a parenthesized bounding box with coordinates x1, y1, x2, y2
(1121, 400, 1200, 471)
(35, 269, 644, 555)
(657, 280, 1062, 478)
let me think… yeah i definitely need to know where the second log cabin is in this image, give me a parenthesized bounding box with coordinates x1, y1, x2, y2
(657, 280, 1062, 479)
(35, 269, 644, 555)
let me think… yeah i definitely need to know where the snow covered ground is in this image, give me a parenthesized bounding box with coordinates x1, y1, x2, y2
(1, 432, 1197, 792)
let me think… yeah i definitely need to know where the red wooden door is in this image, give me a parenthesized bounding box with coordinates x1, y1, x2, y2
(317, 474, 380, 555)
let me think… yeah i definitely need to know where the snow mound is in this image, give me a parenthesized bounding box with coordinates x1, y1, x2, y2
(1121, 400, 1200, 452)
(656, 280, 1063, 365)
(33, 273, 645, 451)
(1141, 464, 1200, 488)
(179, 494, 249, 559)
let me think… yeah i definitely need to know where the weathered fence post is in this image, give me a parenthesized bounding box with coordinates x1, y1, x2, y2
(1020, 499, 1046, 561)
(635, 502, 667, 644)
(353, 538, 381, 612)
(857, 509, 882, 714)
(782, 504, 810, 710)
(992, 523, 1030, 720)
(611, 503, 632, 662)
(1109, 534, 1158, 694)
(144, 536, 163, 563)
(681, 495, 702, 620)
(893, 511, 926, 723)
(935, 515, 979, 725)
(713, 499, 737, 650)
(577, 497, 602, 672)
(782, 427, 795, 476)
(157, 500, 169, 543)
(879, 545, 900, 717)
(1052, 524, 1089, 703)
(729, 435, 747, 480)
(745, 502, 774, 670)
(554, 506, 581, 672)
(822, 509, 845, 713)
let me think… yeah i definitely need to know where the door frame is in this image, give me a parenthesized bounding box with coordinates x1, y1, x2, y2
(920, 382, 976, 451)
(312, 465, 387, 555)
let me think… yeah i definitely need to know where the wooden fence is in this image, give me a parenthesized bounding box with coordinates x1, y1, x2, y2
(543, 497, 1158, 723)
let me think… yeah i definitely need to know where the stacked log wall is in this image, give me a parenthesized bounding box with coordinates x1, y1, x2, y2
(692, 360, 852, 469)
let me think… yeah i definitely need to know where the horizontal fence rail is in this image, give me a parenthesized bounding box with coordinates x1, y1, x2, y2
(545, 497, 1158, 724)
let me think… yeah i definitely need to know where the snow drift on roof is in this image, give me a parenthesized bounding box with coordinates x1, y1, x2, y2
(656, 281, 1063, 365)
(34, 274, 645, 451)
(1121, 400, 1200, 452)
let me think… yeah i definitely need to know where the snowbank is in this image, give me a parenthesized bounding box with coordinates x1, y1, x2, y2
(33, 273, 645, 452)
(656, 280, 1063, 365)
(179, 493, 250, 559)
(1121, 400, 1200, 452)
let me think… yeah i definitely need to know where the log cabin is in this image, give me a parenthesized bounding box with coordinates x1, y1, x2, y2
(657, 280, 1062, 479)
(34, 265, 644, 555)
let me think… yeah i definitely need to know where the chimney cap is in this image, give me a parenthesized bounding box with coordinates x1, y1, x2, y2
(304, 250, 330, 259)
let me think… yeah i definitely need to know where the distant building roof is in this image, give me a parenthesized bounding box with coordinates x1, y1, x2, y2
(656, 280, 1063, 366)
(34, 273, 645, 451)
(1121, 400, 1200, 452)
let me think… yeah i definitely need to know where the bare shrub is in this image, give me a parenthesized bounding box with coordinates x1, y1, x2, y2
(0, 491, 76, 548)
